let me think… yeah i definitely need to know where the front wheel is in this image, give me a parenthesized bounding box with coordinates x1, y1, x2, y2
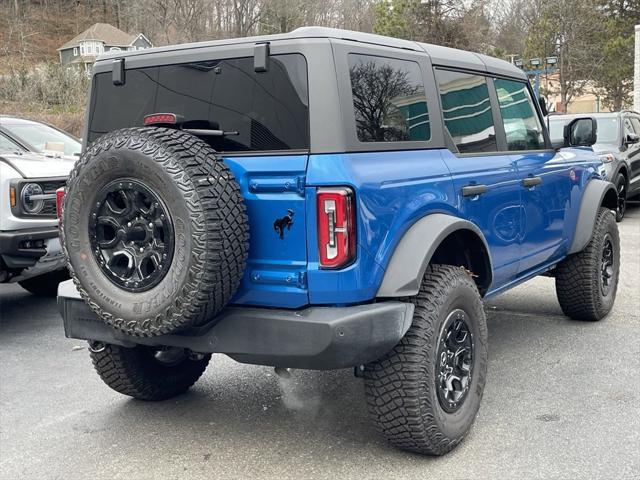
(614, 173, 627, 222)
(90, 343, 211, 401)
(363, 264, 488, 455)
(555, 207, 620, 321)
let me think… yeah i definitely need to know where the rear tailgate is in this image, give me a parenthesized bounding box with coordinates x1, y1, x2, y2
(225, 154, 308, 308)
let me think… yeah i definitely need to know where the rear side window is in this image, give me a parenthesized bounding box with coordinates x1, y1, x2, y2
(623, 117, 636, 140)
(348, 54, 430, 142)
(631, 117, 640, 136)
(88, 54, 309, 152)
(494, 79, 545, 151)
(435, 69, 496, 153)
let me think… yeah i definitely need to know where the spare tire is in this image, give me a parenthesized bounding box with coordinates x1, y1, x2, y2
(62, 127, 249, 337)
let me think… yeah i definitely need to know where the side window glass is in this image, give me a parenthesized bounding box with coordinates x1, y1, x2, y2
(631, 118, 640, 134)
(623, 118, 635, 137)
(435, 69, 496, 153)
(348, 54, 430, 142)
(494, 79, 545, 151)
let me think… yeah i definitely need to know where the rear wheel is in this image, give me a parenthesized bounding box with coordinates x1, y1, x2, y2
(19, 269, 69, 297)
(363, 265, 488, 455)
(555, 207, 619, 321)
(89, 343, 211, 401)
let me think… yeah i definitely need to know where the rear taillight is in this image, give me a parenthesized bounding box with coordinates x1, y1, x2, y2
(143, 113, 177, 126)
(56, 187, 65, 221)
(317, 188, 356, 269)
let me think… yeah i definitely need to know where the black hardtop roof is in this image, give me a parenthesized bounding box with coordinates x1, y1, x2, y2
(94, 26, 525, 80)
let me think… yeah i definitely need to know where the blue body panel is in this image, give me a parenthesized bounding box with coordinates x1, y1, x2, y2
(224, 147, 599, 308)
(224, 154, 309, 308)
(439, 150, 522, 288)
(304, 149, 455, 304)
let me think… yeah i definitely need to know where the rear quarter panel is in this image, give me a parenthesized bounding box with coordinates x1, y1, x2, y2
(305, 149, 456, 304)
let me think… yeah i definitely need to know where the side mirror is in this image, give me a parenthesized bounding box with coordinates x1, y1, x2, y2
(625, 132, 639, 145)
(563, 117, 597, 147)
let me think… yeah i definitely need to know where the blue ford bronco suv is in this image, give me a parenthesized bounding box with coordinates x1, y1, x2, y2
(58, 27, 620, 455)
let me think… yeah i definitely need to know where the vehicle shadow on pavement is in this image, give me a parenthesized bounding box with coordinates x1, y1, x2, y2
(93, 362, 408, 456)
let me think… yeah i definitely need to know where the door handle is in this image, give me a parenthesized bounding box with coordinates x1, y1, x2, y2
(462, 184, 488, 197)
(522, 176, 542, 188)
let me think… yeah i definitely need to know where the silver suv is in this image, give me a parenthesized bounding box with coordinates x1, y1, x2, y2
(548, 111, 640, 221)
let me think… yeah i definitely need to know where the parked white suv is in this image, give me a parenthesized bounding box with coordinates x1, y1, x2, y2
(0, 149, 74, 295)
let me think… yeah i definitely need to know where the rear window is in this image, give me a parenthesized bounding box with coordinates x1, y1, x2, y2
(88, 54, 309, 152)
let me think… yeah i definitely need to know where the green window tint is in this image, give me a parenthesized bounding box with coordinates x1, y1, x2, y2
(494, 78, 545, 151)
(348, 54, 430, 143)
(435, 69, 496, 153)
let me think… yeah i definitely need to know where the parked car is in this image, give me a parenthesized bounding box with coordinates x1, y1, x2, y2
(0, 116, 81, 160)
(548, 111, 640, 221)
(57, 27, 619, 456)
(0, 148, 73, 295)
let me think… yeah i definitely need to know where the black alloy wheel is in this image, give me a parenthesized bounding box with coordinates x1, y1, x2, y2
(435, 309, 474, 413)
(600, 234, 614, 296)
(89, 178, 174, 292)
(615, 174, 626, 222)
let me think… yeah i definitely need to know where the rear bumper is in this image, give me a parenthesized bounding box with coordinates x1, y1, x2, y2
(57, 280, 414, 370)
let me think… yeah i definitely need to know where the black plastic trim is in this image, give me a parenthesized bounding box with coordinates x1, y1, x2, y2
(0, 226, 59, 257)
(57, 280, 414, 370)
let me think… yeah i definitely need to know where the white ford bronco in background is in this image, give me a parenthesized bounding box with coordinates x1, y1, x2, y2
(0, 149, 73, 295)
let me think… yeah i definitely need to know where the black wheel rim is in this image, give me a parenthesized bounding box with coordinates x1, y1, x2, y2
(600, 234, 615, 296)
(89, 178, 174, 292)
(617, 180, 626, 218)
(435, 309, 474, 413)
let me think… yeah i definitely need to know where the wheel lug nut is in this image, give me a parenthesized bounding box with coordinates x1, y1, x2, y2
(139, 247, 144, 253)
(148, 223, 153, 228)
(127, 222, 132, 227)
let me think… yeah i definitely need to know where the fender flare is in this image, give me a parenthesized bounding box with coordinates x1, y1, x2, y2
(568, 178, 618, 255)
(376, 213, 492, 297)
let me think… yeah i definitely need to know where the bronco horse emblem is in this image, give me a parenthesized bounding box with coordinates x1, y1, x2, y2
(274, 209, 295, 239)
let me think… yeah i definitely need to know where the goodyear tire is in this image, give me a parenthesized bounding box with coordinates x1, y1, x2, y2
(555, 207, 619, 321)
(363, 265, 488, 455)
(62, 127, 249, 337)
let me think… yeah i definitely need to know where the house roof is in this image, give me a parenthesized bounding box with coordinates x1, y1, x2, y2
(58, 23, 138, 50)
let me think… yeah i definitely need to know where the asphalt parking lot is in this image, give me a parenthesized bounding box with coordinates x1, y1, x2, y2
(1, 205, 639, 480)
